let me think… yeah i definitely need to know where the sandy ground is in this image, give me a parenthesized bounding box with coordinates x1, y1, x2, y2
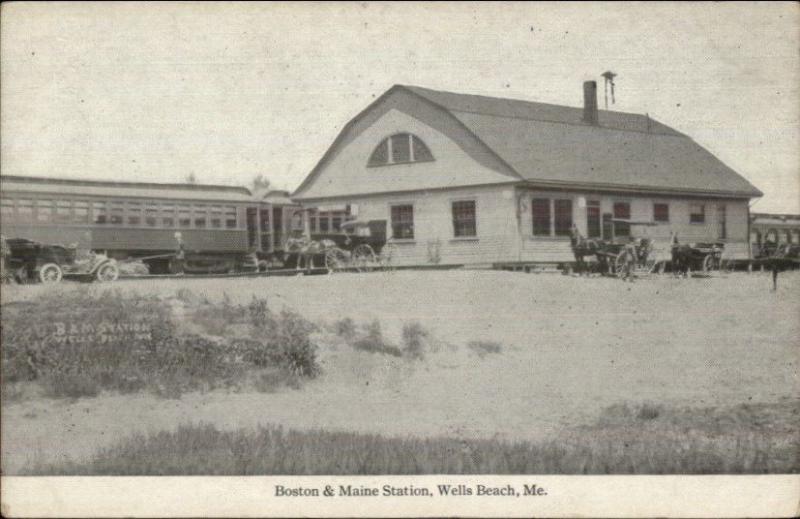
(2, 270, 798, 473)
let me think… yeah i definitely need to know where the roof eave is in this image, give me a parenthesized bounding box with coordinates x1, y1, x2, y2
(520, 178, 763, 199)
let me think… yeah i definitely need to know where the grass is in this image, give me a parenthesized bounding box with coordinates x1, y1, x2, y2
(23, 399, 799, 475)
(1, 288, 320, 399)
(351, 320, 402, 357)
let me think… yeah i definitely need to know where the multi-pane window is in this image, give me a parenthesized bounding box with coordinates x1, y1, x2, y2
(93, 202, 108, 224)
(452, 200, 477, 238)
(210, 207, 223, 229)
(55, 200, 72, 223)
(318, 215, 329, 232)
(554, 199, 573, 236)
(586, 200, 601, 238)
(0, 198, 13, 218)
(368, 134, 435, 167)
(193, 205, 207, 228)
(73, 201, 89, 224)
(613, 201, 631, 237)
(110, 202, 124, 224)
(716, 204, 726, 239)
(225, 207, 237, 229)
(531, 198, 551, 236)
(127, 202, 142, 226)
(145, 204, 158, 227)
(390, 204, 414, 239)
(332, 215, 342, 232)
(36, 200, 53, 222)
(690, 203, 705, 224)
(653, 203, 669, 223)
(17, 199, 33, 219)
(161, 204, 176, 227)
(178, 205, 191, 227)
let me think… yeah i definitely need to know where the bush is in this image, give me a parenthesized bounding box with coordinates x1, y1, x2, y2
(351, 320, 402, 357)
(254, 368, 301, 393)
(401, 321, 427, 360)
(333, 317, 357, 341)
(1, 289, 321, 400)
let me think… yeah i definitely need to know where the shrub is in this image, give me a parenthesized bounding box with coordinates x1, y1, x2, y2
(351, 320, 402, 357)
(401, 321, 428, 360)
(467, 340, 503, 358)
(254, 368, 301, 393)
(334, 317, 357, 341)
(41, 373, 100, 399)
(271, 309, 320, 378)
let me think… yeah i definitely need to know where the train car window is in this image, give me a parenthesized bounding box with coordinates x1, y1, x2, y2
(93, 202, 108, 224)
(178, 205, 192, 227)
(74, 201, 90, 223)
(225, 207, 237, 228)
(145, 204, 158, 227)
(16, 199, 33, 219)
(210, 207, 223, 228)
(36, 200, 53, 222)
(194, 205, 208, 228)
(110, 202, 124, 225)
(160, 204, 175, 227)
(55, 200, 72, 223)
(1, 198, 14, 217)
(127, 202, 142, 226)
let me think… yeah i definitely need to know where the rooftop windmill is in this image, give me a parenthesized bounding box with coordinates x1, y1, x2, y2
(601, 71, 617, 109)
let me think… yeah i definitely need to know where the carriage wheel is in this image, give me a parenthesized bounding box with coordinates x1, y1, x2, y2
(38, 263, 63, 284)
(96, 262, 120, 282)
(613, 252, 626, 276)
(324, 248, 347, 272)
(352, 244, 376, 272)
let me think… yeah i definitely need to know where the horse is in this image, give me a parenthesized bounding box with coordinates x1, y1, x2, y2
(569, 225, 601, 275)
(285, 236, 336, 271)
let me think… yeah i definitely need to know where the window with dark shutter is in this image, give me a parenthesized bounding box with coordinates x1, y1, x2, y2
(554, 199, 573, 236)
(654, 203, 669, 223)
(613, 202, 631, 237)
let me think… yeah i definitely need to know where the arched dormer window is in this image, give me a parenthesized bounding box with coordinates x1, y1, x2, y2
(367, 133, 434, 167)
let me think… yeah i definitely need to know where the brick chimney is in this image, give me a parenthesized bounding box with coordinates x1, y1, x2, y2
(583, 80, 599, 125)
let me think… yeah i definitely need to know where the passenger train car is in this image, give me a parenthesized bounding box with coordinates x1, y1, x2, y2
(0, 175, 303, 274)
(750, 212, 800, 258)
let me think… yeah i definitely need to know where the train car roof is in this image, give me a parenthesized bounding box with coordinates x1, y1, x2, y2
(0, 175, 255, 203)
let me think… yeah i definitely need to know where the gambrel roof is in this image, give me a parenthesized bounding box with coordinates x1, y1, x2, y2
(294, 84, 763, 199)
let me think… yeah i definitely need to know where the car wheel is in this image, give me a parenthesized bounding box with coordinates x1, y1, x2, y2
(38, 263, 63, 284)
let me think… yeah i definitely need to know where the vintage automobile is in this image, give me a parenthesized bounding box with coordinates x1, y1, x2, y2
(6, 238, 119, 284)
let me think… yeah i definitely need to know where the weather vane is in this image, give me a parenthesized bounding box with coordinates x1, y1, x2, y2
(601, 71, 617, 109)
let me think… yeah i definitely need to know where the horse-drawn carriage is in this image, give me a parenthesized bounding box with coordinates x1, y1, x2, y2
(570, 220, 726, 277)
(285, 219, 396, 272)
(5, 238, 119, 284)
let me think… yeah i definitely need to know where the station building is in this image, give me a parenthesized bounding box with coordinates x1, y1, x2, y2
(292, 82, 764, 266)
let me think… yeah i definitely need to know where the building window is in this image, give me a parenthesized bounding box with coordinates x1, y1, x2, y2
(587, 200, 601, 238)
(368, 134, 435, 167)
(36, 200, 53, 222)
(332, 215, 342, 231)
(716, 204, 726, 239)
(554, 199, 573, 236)
(74, 201, 89, 224)
(225, 207, 237, 229)
(452, 200, 477, 238)
(93, 202, 107, 224)
(318, 214, 330, 232)
(690, 203, 705, 224)
(613, 201, 631, 237)
(653, 203, 669, 223)
(531, 198, 551, 236)
(390, 204, 414, 239)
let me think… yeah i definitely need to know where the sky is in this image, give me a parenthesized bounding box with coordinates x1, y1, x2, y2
(1, 2, 798, 213)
